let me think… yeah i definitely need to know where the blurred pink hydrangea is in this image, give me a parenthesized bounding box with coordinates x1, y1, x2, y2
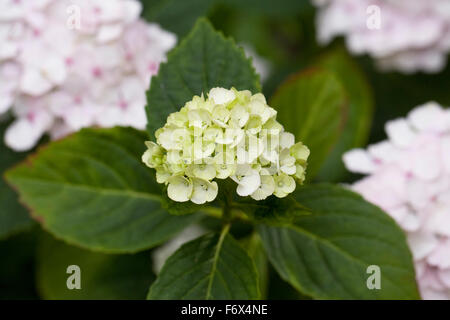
(0, 0, 176, 151)
(344, 102, 450, 299)
(313, 0, 450, 73)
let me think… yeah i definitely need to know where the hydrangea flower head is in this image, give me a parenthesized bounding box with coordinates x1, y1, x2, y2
(313, 0, 450, 73)
(0, 0, 176, 151)
(142, 88, 310, 204)
(344, 102, 450, 299)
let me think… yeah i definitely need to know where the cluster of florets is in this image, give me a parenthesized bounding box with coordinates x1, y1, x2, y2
(0, 0, 176, 151)
(313, 0, 450, 73)
(344, 102, 450, 300)
(142, 88, 309, 204)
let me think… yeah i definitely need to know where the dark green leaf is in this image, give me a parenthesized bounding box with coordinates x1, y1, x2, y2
(224, 0, 311, 16)
(270, 69, 348, 180)
(148, 230, 260, 299)
(258, 184, 420, 299)
(146, 18, 261, 139)
(141, 0, 216, 37)
(240, 233, 269, 299)
(235, 195, 311, 225)
(267, 265, 307, 300)
(141, 0, 311, 37)
(5, 127, 198, 253)
(0, 119, 34, 239)
(315, 48, 374, 182)
(37, 233, 154, 300)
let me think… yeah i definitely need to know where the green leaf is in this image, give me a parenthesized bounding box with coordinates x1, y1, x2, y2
(141, 0, 216, 37)
(5, 127, 198, 253)
(0, 120, 34, 239)
(224, 0, 311, 16)
(314, 48, 374, 182)
(37, 233, 154, 300)
(267, 266, 307, 300)
(270, 69, 348, 180)
(148, 228, 260, 299)
(146, 18, 261, 139)
(258, 184, 420, 300)
(140, 0, 311, 37)
(241, 233, 269, 299)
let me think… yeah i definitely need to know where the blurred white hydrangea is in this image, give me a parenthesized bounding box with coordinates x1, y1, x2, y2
(142, 87, 310, 204)
(241, 44, 271, 83)
(344, 102, 450, 299)
(0, 0, 176, 151)
(313, 0, 450, 73)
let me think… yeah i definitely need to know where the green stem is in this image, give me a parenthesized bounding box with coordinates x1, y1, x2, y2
(199, 206, 222, 219)
(222, 194, 232, 222)
(230, 203, 251, 221)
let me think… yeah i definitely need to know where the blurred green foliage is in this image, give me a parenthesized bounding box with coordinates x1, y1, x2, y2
(0, 230, 39, 299)
(0, 119, 35, 239)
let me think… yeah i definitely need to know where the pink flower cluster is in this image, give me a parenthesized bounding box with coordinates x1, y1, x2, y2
(313, 0, 450, 73)
(344, 102, 450, 299)
(0, 0, 176, 151)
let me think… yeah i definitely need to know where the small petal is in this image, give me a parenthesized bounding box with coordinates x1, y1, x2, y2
(209, 87, 236, 105)
(251, 173, 275, 200)
(343, 149, 377, 174)
(385, 118, 416, 147)
(232, 165, 261, 197)
(97, 24, 123, 43)
(280, 132, 295, 149)
(20, 68, 53, 96)
(274, 173, 296, 198)
(367, 141, 397, 164)
(427, 240, 450, 269)
(5, 111, 52, 151)
(408, 102, 447, 133)
(407, 232, 439, 261)
(212, 105, 230, 127)
(290, 142, 310, 163)
(230, 104, 250, 127)
(191, 178, 218, 204)
(186, 163, 216, 181)
(188, 109, 211, 129)
(156, 167, 171, 184)
(245, 115, 262, 135)
(167, 176, 193, 202)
